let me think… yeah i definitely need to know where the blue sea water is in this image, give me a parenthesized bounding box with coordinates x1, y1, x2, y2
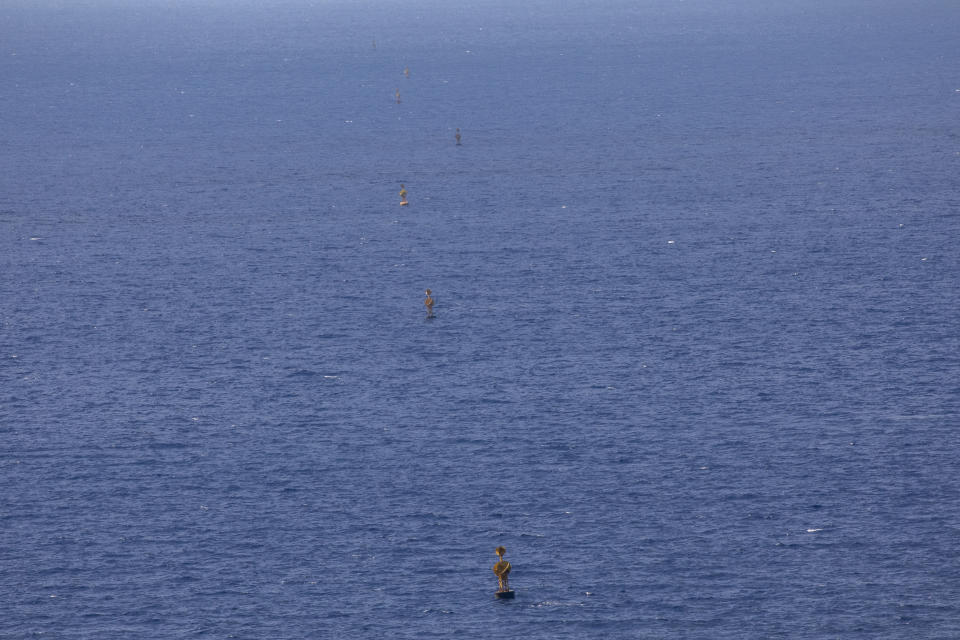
(2, 0, 960, 637)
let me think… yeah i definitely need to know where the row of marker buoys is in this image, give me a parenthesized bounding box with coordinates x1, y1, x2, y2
(388, 63, 458, 324)
(391, 55, 509, 602)
(391, 61, 462, 210)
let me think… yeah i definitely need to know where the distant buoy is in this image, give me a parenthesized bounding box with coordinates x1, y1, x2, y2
(494, 590, 515, 599)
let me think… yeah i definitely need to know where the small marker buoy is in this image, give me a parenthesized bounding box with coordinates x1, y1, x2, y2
(492, 546, 514, 599)
(424, 289, 435, 318)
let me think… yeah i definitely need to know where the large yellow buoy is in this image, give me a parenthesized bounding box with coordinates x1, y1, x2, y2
(492, 546, 514, 598)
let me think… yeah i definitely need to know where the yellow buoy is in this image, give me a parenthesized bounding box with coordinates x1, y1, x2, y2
(492, 546, 514, 598)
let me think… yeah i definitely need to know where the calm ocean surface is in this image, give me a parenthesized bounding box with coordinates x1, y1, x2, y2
(2, 0, 959, 637)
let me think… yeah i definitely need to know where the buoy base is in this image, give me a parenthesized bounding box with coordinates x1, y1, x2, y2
(495, 590, 515, 599)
